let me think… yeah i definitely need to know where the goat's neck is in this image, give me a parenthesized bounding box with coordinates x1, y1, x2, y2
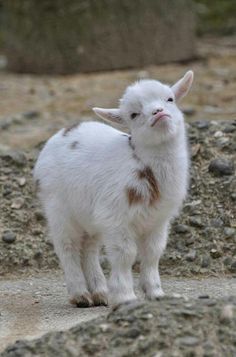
(130, 129, 187, 170)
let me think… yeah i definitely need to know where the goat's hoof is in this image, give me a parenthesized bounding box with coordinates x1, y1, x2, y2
(92, 292, 108, 306)
(70, 292, 93, 308)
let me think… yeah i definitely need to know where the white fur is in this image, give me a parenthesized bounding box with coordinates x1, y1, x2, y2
(34, 71, 193, 306)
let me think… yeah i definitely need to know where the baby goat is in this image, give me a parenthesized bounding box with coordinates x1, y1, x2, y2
(34, 71, 194, 307)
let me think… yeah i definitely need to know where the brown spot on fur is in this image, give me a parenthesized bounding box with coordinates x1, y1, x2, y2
(70, 141, 79, 149)
(137, 166, 160, 205)
(63, 123, 79, 136)
(126, 187, 145, 206)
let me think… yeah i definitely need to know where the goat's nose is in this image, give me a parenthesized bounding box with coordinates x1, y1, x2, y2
(152, 108, 163, 115)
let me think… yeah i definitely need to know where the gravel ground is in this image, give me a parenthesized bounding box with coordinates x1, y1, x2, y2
(2, 293, 235, 356)
(0, 272, 235, 354)
(0, 119, 235, 277)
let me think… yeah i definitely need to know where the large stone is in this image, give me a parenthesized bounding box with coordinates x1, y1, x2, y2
(1, 0, 196, 74)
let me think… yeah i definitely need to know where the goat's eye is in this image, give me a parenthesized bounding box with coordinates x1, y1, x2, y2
(130, 113, 139, 119)
(167, 97, 174, 102)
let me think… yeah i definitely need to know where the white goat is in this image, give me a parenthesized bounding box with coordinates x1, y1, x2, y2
(34, 71, 194, 307)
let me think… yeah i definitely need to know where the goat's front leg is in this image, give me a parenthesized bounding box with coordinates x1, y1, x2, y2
(139, 226, 168, 300)
(105, 231, 137, 306)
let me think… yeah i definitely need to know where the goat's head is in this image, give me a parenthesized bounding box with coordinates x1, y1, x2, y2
(93, 71, 194, 146)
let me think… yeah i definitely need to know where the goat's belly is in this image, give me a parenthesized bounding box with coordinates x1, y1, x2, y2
(128, 206, 160, 237)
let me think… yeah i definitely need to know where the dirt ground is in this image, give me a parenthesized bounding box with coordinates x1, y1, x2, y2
(0, 36, 235, 151)
(0, 36, 235, 354)
(0, 272, 235, 353)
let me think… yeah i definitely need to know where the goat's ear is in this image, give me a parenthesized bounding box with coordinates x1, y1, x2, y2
(93, 107, 123, 124)
(171, 70, 194, 101)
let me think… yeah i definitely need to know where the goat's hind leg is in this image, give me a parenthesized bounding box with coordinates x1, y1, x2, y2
(81, 234, 108, 306)
(46, 202, 93, 307)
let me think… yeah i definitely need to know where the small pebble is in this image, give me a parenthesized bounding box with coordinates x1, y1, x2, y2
(1, 150, 27, 167)
(198, 295, 209, 299)
(201, 255, 211, 268)
(11, 197, 25, 209)
(34, 210, 45, 221)
(210, 218, 223, 228)
(2, 231, 16, 244)
(185, 249, 196, 262)
(17, 177, 26, 187)
(208, 158, 234, 176)
(178, 336, 199, 347)
(174, 224, 190, 234)
(229, 261, 236, 272)
(32, 228, 42, 236)
(189, 216, 204, 228)
(210, 249, 222, 259)
(23, 110, 40, 119)
(220, 304, 234, 323)
(193, 120, 209, 130)
(223, 257, 232, 266)
(223, 125, 236, 133)
(223, 227, 235, 238)
(214, 131, 223, 138)
(182, 107, 196, 116)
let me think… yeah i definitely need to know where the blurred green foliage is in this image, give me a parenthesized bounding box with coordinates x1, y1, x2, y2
(194, 0, 236, 35)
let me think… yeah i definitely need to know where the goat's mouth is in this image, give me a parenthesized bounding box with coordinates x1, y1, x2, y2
(150, 113, 171, 127)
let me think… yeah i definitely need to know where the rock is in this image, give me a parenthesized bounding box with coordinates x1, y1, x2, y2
(1, 150, 27, 167)
(182, 107, 196, 116)
(229, 261, 236, 272)
(223, 257, 232, 267)
(0, 118, 12, 130)
(223, 125, 236, 133)
(174, 224, 190, 234)
(185, 236, 195, 246)
(210, 249, 222, 259)
(11, 197, 25, 209)
(2, 185, 12, 196)
(189, 216, 204, 228)
(231, 193, 236, 201)
(17, 177, 26, 187)
(210, 218, 224, 228)
(185, 249, 196, 262)
(208, 158, 234, 176)
(32, 228, 42, 236)
(178, 336, 200, 346)
(201, 255, 211, 268)
(2, 297, 236, 356)
(34, 251, 43, 260)
(223, 227, 235, 238)
(2, 231, 16, 244)
(23, 110, 40, 119)
(34, 210, 45, 221)
(214, 131, 223, 138)
(220, 304, 234, 323)
(193, 120, 210, 130)
(216, 137, 230, 148)
(191, 143, 201, 158)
